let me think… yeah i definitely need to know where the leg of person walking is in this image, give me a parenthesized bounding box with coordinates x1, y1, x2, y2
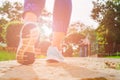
(23, 0, 46, 22)
(46, 0, 72, 62)
(16, 0, 46, 65)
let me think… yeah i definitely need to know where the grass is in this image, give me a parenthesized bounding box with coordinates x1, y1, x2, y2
(105, 52, 120, 58)
(0, 50, 120, 61)
(0, 50, 46, 61)
(106, 56, 120, 58)
(0, 50, 16, 61)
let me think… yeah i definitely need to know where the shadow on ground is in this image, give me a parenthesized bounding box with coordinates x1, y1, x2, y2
(0, 65, 47, 80)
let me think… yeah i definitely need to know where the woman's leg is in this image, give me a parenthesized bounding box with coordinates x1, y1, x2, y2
(23, 0, 46, 22)
(46, 0, 72, 62)
(52, 0, 72, 49)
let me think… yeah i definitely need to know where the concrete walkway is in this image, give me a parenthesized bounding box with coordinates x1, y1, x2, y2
(0, 57, 120, 80)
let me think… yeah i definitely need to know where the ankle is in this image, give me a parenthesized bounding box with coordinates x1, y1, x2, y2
(52, 32, 65, 50)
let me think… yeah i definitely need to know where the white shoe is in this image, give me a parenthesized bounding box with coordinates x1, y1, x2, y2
(46, 46, 64, 62)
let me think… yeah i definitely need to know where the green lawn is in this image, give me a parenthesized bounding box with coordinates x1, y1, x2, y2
(0, 50, 120, 61)
(106, 56, 120, 58)
(0, 50, 16, 61)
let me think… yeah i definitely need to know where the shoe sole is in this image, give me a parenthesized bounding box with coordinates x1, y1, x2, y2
(16, 23, 39, 65)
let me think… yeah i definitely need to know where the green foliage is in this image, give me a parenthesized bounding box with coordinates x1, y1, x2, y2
(92, 0, 120, 43)
(65, 32, 85, 44)
(96, 25, 107, 44)
(92, 0, 120, 53)
(0, 1, 23, 21)
(0, 27, 3, 42)
(0, 50, 16, 61)
(0, 1, 23, 42)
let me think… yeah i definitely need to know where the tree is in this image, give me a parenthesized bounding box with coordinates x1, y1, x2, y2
(0, 1, 23, 42)
(91, 0, 120, 54)
(0, 1, 23, 21)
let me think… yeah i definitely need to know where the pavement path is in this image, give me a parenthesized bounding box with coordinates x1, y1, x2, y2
(0, 57, 120, 80)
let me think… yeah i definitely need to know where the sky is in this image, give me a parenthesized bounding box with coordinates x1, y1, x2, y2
(45, 0, 98, 29)
(0, 0, 98, 29)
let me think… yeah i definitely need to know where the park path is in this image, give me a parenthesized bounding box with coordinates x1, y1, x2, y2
(0, 57, 120, 80)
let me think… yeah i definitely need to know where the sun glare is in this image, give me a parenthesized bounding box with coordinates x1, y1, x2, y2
(41, 25, 52, 37)
(41, 0, 98, 36)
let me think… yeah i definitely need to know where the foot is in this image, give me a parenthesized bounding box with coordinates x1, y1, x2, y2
(46, 46, 64, 63)
(16, 22, 39, 65)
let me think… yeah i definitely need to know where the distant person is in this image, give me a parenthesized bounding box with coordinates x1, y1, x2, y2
(79, 35, 90, 57)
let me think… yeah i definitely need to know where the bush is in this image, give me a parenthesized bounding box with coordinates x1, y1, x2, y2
(6, 21, 23, 48)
